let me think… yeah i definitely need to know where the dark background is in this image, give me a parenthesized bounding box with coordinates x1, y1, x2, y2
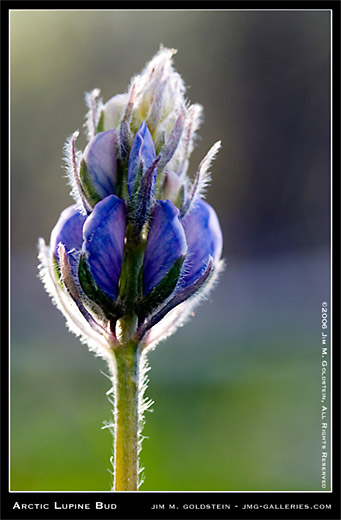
(10, 9, 331, 491)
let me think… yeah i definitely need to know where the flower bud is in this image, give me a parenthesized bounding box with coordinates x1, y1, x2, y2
(82, 130, 118, 201)
(39, 46, 224, 354)
(127, 122, 156, 197)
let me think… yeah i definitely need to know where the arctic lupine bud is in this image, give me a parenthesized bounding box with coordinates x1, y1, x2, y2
(38, 46, 224, 492)
(39, 43, 224, 351)
(49, 205, 87, 277)
(39, 45, 224, 355)
(127, 121, 156, 196)
(82, 195, 127, 301)
(82, 130, 118, 201)
(181, 199, 223, 288)
(142, 200, 187, 295)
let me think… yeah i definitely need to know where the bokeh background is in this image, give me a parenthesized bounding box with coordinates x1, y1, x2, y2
(10, 9, 331, 491)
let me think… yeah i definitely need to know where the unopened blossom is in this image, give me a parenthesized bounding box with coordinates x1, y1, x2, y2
(38, 47, 224, 491)
(39, 46, 224, 356)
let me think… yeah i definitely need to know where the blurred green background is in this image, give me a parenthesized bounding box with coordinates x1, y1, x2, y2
(10, 10, 331, 491)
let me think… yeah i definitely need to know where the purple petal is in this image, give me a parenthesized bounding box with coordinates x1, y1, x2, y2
(83, 130, 117, 199)
(50, 205, 87, 273)
(82, 195, 126, 300)
(181, 199, 223, 288)
(127, 122, 156, 196)
(143, 200, 187, 295)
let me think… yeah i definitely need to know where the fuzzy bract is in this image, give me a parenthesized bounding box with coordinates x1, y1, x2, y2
(39, 46, 224, 356)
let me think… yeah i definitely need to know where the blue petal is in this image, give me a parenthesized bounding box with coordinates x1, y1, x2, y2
(127, 122, 156, 196)
(82, 195, 126, 300)
(50, 205, 87, 273)
(83, 130, 117, 199)
(143, 200, 187, 295)
(181, 199, 223, 288)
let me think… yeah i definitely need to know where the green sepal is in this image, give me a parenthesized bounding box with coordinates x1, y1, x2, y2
(117, 224, 145, 306)
(155, 132, 166, 156)
(127, 163, 144, 222)
(131, 164, 144, 200)
(136, 255, 184, 321)
(79, 160, 102, 208)
(115, 159, 128, 200)
(175, 185, 185, 209)
(137, 260, 143, 299)
(78, 254, 124, 321)
(96, 111, 104, 133)
(52, 254, 63, 289)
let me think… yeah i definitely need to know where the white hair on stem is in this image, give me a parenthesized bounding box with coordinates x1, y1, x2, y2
(103, 347, 153, 491)
(137, 351, 154, 489)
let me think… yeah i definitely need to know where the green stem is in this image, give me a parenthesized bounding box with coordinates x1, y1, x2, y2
(109, 222, 146, 491)
(111, 339, 141, 491)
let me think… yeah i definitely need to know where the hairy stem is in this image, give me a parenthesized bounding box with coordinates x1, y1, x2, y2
(111, 339, 141, 491)
(109, 223, 146, 491)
